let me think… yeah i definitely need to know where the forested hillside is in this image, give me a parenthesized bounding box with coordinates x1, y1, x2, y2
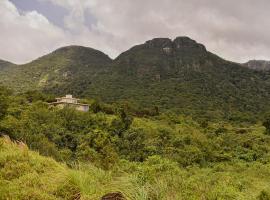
(244, 60, 270, 71)
(1, 37, 270, 120)
(1, 87, 270, 199)
(0, 46, 112, 93)
(0, 59, 15, 70)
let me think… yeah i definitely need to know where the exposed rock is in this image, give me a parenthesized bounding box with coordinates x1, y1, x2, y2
(144, 37, 206, 52)
(163, 47, 172, 54)
(173, 36, 206, 51)
(145, 38, 172, 48)
(141, 36, 207, 57)
(243, 60, 270, 71)
(101, 192, 126, 200)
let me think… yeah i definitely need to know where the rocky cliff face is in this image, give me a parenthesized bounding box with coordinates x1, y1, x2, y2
(143, 37, 206, 51)
(173, 36, 206, 51)
(114, 37, 208, 77)
(243, 60, 270, 71)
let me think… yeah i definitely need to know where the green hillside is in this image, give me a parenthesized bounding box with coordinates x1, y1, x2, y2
(0, 59, 15, 70)
(3, 135, 270, 200)
(1, 37, 270, 120)
(2, 136, 270, 200)
(85, 37, 270, 120)
(244, 60, 270, 71)
(1, 88, 270, 199)
(0, 46, 112, 93)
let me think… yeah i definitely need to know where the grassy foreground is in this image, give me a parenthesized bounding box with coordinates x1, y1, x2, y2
(1, 136, 270, 200)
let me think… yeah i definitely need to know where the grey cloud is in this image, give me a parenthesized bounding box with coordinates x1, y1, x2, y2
(1, 0, 270, 63)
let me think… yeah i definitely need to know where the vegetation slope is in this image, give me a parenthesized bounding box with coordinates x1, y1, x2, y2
(1, 37, 270, 120)
(0, 59, 15, 70)
(2, 136, 270, 200)
(1, 88, 270, 199)
(243, 60, 270, 71)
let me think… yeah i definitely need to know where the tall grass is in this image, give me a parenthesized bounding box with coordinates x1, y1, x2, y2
(2, 137, 270, 199)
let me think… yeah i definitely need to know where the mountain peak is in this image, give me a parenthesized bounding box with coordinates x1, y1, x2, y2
(32, 45, 112, 66)
(52, 45, 112, 60)
(0, 59, 14, 64)
(243, 60, 270, 71)
(143, 36, 206, 51)
(54, 45, 100, 52)
(173, 36, 206, 51)
(145, 38, 172, 48)
(0, 59, 15, 70)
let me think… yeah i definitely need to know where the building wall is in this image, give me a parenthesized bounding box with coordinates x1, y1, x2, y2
(58, 98, 78, 104)
(55, 103, 89, 112)
(77, 105, 89, 112)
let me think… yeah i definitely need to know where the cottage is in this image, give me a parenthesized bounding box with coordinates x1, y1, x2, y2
(49, 95, 89, 112)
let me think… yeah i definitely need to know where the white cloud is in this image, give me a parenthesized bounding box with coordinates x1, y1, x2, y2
(1, 0, 270, 63)
(0, 0, 66, 63)
(0, 0, 115, 64)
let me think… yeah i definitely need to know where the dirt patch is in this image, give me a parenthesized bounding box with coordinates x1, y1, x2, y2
(101, 192, 126, 200)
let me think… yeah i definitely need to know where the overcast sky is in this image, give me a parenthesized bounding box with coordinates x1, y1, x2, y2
(1, 0, 270, 64)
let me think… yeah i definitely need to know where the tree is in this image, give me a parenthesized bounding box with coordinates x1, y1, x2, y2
(90, 100, 102, 113)
(119, 108, 133, 130)
(0, 95, 8, 120)
(263, 117, 270, 135)
(0, 86, 10, 120)
(119, 128, 147, 161)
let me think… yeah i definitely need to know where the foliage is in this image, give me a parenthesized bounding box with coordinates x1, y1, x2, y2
(263, 117, 270, 135)
(2, 138, 270, 199)
(1, 38, 270, 121)
(1, 86, 270, 199)
(1, 89, 270, 168)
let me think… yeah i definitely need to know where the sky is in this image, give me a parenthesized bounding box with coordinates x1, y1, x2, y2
(1, 0, 270, 64)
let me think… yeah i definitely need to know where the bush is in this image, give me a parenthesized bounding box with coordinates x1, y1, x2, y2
(258, 190, 270, 200)
(263, 118, 270, 135)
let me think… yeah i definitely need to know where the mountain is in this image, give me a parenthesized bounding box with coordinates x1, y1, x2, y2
(84, 37, 270, 119)
(0, 59, 15, 70)
(243, 60, 270, 71)
(1, 37, 270, 119)
(0, 45, 112, 92)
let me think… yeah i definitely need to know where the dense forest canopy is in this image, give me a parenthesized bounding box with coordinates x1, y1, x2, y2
(1, 87, 270, 199)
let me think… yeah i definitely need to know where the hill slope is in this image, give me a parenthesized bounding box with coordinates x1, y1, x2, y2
(2, 88, 270, 199)
(0, 59, 15, 70)
(0, 137, 130, 199)
(0, 46, 112, 93)
(243, 60, 270, 71)
(1, 37, 270, 119)
(2, 131, 270, 199)
(85, 37, 270, 119)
